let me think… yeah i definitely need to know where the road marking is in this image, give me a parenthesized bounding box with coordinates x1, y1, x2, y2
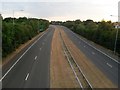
(25, 73, 29, 81)
(92, 52, 95, 55)
(70, 30, 120, 64)
(35, 56, 37, 60)
(107, 63, 113, 68)
(40, 48, 42, 50)
(0, 31, 47, 82)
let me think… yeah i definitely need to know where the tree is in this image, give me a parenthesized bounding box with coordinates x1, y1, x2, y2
(2, 17, 49, 57)
(63, 19, 120, 55)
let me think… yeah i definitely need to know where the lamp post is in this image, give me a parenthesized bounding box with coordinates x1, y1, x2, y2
(110, 15, 119, 54)
(114, 24, 119, 54)
(13, 10, 24, 26)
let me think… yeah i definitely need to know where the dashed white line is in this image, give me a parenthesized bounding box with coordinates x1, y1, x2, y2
(92, 52, 95, 55)
(106, 63, 112, 68)
(70, 30, 120, 64)
(25, 73, 29, 81)
(40, 48, 42, 50)
(35, 56, 37, 60)
(0, 32, 47, 82)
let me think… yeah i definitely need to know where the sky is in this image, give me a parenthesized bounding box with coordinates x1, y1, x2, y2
(0, 0, 120, 22)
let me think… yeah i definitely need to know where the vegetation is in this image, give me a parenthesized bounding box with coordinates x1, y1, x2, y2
(2, 17, 49, 57)
(62, 19, 120, 55)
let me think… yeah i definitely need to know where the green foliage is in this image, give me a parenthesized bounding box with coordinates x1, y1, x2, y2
(2, 17, 49, 57)
(63, 19, 120, 55)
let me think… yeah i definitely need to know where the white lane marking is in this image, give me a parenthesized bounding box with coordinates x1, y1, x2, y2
(35, 56, 37, 60)
(92, 52, 95, 55)
(40, 48, 42, 50)
(0, 32, 47, 82)
(25, 73, 29, 81)
(107, 63, 113, 68)
(70, 30, 120, 64)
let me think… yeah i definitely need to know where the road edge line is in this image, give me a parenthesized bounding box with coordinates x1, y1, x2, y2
(68, 29, 120, 64)
(0, 31, 47, 82)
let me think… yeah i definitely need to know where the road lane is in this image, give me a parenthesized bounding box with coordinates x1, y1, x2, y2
(61, 26, 118, 86)
(2, 25, 119, 88)
(2, 26, 54, 88)
(24, 27, 54, 88)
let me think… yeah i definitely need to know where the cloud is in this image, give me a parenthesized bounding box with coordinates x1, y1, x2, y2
(1, 1, 119, 21)
(1, 0, 70, 2)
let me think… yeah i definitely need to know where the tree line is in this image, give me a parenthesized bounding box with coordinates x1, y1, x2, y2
(62, 19, 120, 55)
(2, 17, 49, 57)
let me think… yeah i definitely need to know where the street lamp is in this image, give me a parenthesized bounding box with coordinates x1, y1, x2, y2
(110, 15, 119, 54)
(13, 10, 24, 25)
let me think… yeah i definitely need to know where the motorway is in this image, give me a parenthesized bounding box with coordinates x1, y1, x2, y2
(61, 26, 119, 86)
(1, 25, 119, 88)
(2, 26, 54, 88)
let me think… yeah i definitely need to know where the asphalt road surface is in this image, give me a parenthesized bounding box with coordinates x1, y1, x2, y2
(1, 25, 119, 88)
(60, 26, 119, 86)
(2, 26, 54, 88)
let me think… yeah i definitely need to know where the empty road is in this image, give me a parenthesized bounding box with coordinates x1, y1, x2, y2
(60, 26, 119, 86)
(1, 25, 119, 88)
(2, 26, 54, 88)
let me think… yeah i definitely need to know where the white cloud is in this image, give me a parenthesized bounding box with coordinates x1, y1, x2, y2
(1, 0, 70, 2)
(1, 1, 120, 21)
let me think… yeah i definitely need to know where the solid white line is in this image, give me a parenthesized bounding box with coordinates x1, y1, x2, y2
(0, 32, 47, 82)
(107, 63, 113, 68)
(35, 56, 37, 60)
(25, 73, 29, 81)
(70, 30, 120, 64)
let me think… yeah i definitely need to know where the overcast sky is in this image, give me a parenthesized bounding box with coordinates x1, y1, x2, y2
(1, 0, 120, 22)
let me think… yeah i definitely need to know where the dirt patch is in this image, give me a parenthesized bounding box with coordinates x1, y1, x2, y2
(50, 26, 79, 88)
(59, 26, 116, 88)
